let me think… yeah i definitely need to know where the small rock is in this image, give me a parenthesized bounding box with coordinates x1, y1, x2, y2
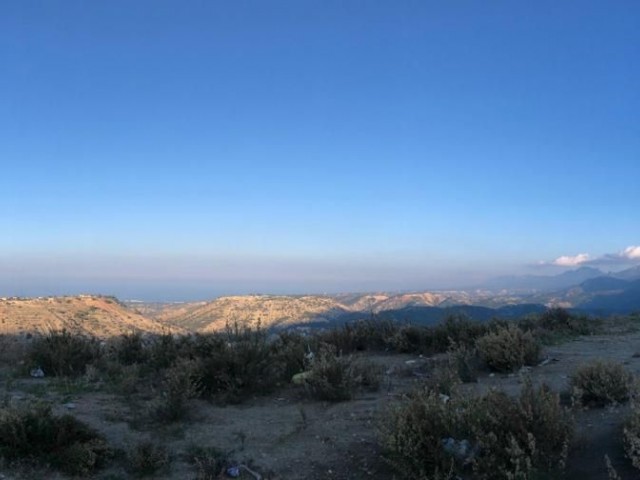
(405, 360, 417, 365)
(63, 403, 76, 410)
(30, 367, 45, 378)
(489, 373, 495, 377)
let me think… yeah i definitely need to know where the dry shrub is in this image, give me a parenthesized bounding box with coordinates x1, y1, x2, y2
(380, 380, 572, 480)
(304, 344, 382, 402)
(571, 360, 635, 407)
(127, 441, 170, 477)
(0, 402, 111, 475)
(476, 325, 540, 373)
(623, 401, 640, 470)
(425, 363, 461, 396)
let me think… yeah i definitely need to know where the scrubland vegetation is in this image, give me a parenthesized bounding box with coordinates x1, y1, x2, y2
(1, 308, 640, 478)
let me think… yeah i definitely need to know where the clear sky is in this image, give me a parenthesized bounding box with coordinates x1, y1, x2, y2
(1, 1, 639, 300)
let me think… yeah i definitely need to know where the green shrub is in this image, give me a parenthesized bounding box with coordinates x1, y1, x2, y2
(304, 344, 357, 402)
(303, 344, 382, 401)
(447, 344, 480, 383)
(391, 316, 488, 355)
(570, 360, 635, 407)
(0, 402, 111, 475)
(28, 330, 101, 377)
(273, 330, 313, 380)
(351, 357, 384, 392)
(194, 324, 281, 403)
(519, 308, 600, 341)
(127, 441, 170, 477)
(425, 364, 461, 396)
(380, 380, 572, 480)
(110, 332, 147, 366)
(318, 318, 399, 353)
(476, 325, 540, 372)
(154, 360, 200, 423)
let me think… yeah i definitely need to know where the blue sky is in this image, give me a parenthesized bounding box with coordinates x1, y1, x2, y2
(1, 1, 639, 299)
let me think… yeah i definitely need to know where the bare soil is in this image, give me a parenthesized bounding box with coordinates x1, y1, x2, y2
(3, 331, 640, 479)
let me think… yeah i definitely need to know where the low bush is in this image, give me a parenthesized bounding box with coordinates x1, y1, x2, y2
(0, 402, 111, 475)
(185, 445, 226, 480)
(304, 344, 357, 402)
(303, 344, 382, 402)
(476, 325, 540, 372)
(424, 363, 461, 396)
(380, 380, 572, 480)
(194, 324, 282, 404)
(154, 360, 200, 423)
(28, 330, 101, 377)
(318, 318, 399, 353)
(127, 441, 170, 477)
(447, 344, 480, 383)
(110, 332, 148, 366)
(519, 308, 600, 342)
(390, 316, 489, 355)
(570, 360, 635, 407)
(274, 330, 314, 380)
(623, 401, 640, 471)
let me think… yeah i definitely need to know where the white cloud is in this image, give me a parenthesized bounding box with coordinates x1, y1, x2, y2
(551, 253, 590, 267)
(540, 245, 640, 268)
(621, 246, 640, 259)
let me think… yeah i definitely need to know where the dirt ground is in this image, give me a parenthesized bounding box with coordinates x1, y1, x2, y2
(3, 331, 640, 479)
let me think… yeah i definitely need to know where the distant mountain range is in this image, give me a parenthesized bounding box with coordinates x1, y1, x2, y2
(482, 267, 605, 291)
(3, 266, 639, 337)
(124, 266, 640, 331)
(482, 266, 640, 292)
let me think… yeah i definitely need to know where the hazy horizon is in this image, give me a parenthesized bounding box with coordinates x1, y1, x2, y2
(2, 2, 638, 300)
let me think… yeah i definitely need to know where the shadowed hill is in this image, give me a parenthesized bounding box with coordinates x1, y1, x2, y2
(0, 295, 183, 337)
(153, 295, 351, 332)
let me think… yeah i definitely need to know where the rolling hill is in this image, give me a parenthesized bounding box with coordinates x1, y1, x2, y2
(0, 295, 182, 337)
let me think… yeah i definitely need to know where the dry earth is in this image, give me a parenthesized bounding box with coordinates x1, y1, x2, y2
(3, 329, 640, 479)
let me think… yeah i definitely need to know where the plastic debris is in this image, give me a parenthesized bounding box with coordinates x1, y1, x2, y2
(292, 371, 312, 385)
(226, 466, 240, 477)
(442, 437, 477, 464)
